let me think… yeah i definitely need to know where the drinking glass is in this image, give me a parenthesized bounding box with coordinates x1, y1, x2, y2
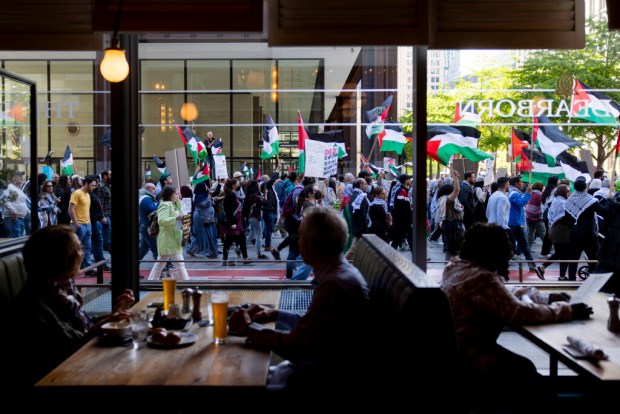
(131, 311, 149, 349)
(211, 291, 229, 344)
(162, 278, 176, 311)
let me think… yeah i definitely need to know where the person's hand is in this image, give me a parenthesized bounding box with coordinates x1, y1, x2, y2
(113, 289, 135, 312)
(247, 304, 277, 323)
(176, 214, 184, 221)
(549, 292, 571, 303)
(101, 217, 108, 225)
(571, 303, 593, 320)
(231, 224, 237, 229)
(228, 308, 252, 336)
(526, 186, 532, 194)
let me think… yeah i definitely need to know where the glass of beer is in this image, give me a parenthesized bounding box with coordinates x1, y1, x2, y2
(162, 278, 176, 311)
(212, 291, 229, 344)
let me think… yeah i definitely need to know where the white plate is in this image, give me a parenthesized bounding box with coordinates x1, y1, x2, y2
(146, 332, 198, 349)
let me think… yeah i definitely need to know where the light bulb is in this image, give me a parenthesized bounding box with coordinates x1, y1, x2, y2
(100, 45, 129, 83)
(180, 103, 199, 122)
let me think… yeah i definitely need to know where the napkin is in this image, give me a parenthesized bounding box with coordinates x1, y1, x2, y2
(566, 336, 608, 361)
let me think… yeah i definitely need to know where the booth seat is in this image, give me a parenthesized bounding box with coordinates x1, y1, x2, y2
(0, 240, 27, 314)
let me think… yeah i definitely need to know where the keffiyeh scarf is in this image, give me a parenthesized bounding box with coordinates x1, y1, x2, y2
(547, 195, 567, 228)
(350, 189, 367, 212)
(564, 190, 597, 223)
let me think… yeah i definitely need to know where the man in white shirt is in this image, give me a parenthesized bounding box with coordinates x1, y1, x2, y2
(2, 172, 29, 238)
(486, 177, 510, 229)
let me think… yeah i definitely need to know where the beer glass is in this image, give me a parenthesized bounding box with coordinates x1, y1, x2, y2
(162, 278, 176, 311)
(212, 291, 229, 344)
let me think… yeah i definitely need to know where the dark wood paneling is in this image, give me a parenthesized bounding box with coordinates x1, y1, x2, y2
(429, 0, 585, 49)
(269, 0, 428, 46)
(608, 0, 620, 30)
(93, 0, 263, 33)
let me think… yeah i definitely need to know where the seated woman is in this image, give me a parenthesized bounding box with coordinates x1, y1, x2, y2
(5, 225, 135, 387)
(441, 222, 592, 408)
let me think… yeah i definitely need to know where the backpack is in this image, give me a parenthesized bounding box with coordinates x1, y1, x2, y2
(147, 211, 159, 237)
(281, 187, 302, 218)
(276, 180, 293, 208)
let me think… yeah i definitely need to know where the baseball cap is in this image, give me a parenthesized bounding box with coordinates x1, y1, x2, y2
(398, 174, 412, 183)
(233, 171, 243, 178)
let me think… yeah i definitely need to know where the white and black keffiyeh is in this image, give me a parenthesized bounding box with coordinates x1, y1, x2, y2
(564, 191, 597, 222)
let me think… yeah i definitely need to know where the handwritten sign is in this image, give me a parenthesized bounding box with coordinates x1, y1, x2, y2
(305, 140, 339, 178)
(214, 154, 228, 180)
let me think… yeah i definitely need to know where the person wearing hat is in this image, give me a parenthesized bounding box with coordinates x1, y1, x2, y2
(388, 173, 413, 250)
(156, 172, 172, 197)
(588, 170, 604, 195)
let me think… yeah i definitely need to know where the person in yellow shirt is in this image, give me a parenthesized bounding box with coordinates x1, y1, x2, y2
(68, 175, 97, 272)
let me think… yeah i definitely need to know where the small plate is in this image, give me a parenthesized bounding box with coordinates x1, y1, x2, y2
(146, 332, 198, 349)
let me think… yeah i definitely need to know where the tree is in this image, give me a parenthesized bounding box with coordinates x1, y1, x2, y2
(510, 17, 620, 170)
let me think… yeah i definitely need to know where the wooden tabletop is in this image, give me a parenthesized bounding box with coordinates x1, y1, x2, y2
(517, 293, 620, 381)
(36, 290, 280, 387)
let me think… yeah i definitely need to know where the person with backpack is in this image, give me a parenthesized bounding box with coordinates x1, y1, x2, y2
(274, 172, 296, 238)
(270, 182, 305, 278)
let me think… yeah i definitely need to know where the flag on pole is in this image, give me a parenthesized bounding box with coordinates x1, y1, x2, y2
(174, 122, 207, 164)
(511, 128, 532, 171)
(212, 138, 223, 154)
(153, 155, 167, 174)
(556, 151, 592, 183)
(453, 102, 481, 127)
(378, 129, 407, 154)
(260, 114, 280, 159)
(191, 163, 211, 185)
(570, 78, 620, 125)
(427, 125, 493, 165)
(255, 165, 262, 180)
(241, 162, 250, 177)
(60, 145, 74, 176)
(297, 111, 309, 174)
(535, 115, 583, 158)
(615, 129, 620, 158)
(360, 154, 374, 175)
(365, 95, 393, 139)
(145, 164, 152, 178)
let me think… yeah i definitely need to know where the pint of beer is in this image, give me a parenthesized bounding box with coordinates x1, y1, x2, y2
(212, 291, 229, 344)
(162, 278, 176, 311)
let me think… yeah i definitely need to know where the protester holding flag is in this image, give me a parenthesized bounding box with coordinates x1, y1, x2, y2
(203, 131, 217, 179)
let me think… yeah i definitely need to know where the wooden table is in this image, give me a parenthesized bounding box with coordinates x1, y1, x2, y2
(516, 293, 620, 381)
(37, 290, 280, 390)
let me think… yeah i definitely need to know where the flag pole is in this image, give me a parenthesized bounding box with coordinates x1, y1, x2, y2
(613, 124, 620, 187)
(365, 137, 379, 168)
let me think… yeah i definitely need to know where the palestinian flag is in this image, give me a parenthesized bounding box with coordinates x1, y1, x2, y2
(153, 155, 166, 174)
(453, 102, 481, 127)
(365, 95, 393, 139)
(386, 158, 400, 177)
(260, 114, 280, 159)
(325, 142, 347, 159)
(556, 151, 591, 183)
(615, 129, 620, 158)
(60, 145, 74, 176)
(520, 149, 565, 184)
(427, 125, 493, 165)
(512, 128, 532, 171)
(242, 162, 250, 177)
(191, 163, 211, 185)
(570, 78, 620, 125)
(297, 111, 309, 174)
(534, 115, 583, 158)
(379, 129, 407, 155)
(145, 164, 152, 178)
(174, 122, 207, 165)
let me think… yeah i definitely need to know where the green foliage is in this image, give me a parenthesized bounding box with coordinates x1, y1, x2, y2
(509, 16, 620, 169)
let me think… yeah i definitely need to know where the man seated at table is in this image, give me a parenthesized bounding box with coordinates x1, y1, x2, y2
(229, 207, 371, 388)
(441, 222, 593, 409)
(3, 225, 135, 388)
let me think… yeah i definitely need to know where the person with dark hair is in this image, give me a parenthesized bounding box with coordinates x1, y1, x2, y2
(457, 171, 476, 229)
(221, 179, 251, 266)
(5, 225, 134, 387)
(507, 175, 542, 278)
(368, 186, 390, 242)
(68, 175, 97, 273)
(565, 176, 607, 281)
(436, 169, 464, 261)
(54, 174, 72, 225)
(344, 178, 370, 261)
(441, 222, 592, 408)
(539, 176, 559, 258)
